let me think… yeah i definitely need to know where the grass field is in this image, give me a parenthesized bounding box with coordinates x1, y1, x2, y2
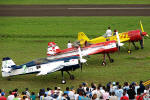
(0, 0, 150, 5)
(0, 16, 150, 93)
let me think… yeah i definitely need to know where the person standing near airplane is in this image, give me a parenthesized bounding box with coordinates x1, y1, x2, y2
(105, 26, 112, 37)
(67, 40, 72, 48)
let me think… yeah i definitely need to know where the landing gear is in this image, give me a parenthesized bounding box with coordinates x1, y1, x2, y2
(128, 49, 131, 54)
(110, 59, 114, 63)
(67, 71, 75, 80)
(101, 61, 106, 66)
(132, 42, 139, 50)
(128, 42, 132, 54)
(61, 71, 75, 84)
(101, 53, 114, 66)
(107, 53, 114, 63)
(61, 71, 66, 84)
(61, 79, 66, 84)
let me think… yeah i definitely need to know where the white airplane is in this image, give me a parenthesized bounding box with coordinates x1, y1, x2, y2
(1, 47, 86, 84)
(2, 38, 121, 84)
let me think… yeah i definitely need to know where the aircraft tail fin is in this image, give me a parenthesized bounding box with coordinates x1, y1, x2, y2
(2, 57, 16, 77)
(47, 42, 61, 56)
(78, 32, 90, 46)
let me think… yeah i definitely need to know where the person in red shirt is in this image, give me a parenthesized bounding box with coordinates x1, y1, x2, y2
(120, 91, 129, 100)
(0, 93, 7, 100)
(136, 92, 146, 100)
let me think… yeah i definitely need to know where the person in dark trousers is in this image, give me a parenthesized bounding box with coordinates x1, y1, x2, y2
(139, 81, 145, 94)
(127, 85, 136, 100)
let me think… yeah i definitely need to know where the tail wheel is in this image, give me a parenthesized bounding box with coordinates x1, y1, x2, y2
(70, 75, 75, 80)
(61, 80, 66, 84)
(101, 61, 106, 66)
(110, 59, 114, 63)
(127, 50, 131, 54)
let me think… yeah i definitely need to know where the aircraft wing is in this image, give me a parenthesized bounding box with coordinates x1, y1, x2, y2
(37, 56, 80, 76)
(37, 61, 64, 76)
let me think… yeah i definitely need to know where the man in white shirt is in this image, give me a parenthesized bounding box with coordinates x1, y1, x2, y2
(7, 91, 14, 100)
(67, 40, 72, 48)
(105, 26, 112, 37)
(25, 88, 30, 97)
(68, 88, 75, 100)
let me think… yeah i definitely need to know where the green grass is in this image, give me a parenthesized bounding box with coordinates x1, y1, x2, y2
(0, 16, 150, 94)
(0, 0, 150, 5)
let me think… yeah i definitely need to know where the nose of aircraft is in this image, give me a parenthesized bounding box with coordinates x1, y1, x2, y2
(142, 32, 149, 37)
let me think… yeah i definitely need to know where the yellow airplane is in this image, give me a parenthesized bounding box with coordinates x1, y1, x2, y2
(78, 21, 148, 54)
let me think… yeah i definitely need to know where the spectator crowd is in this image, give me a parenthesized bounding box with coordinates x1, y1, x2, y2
(0, 81, 150, 100)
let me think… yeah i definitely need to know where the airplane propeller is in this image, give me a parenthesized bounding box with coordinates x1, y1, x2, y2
(139, 20, 149, 49)
(115, 31, 124, 52)
(140, 20, 148, 44)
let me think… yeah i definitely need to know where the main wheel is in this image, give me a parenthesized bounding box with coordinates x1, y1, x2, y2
(101, 61, 106, 66)
(110, 59, 114, 63)
(70, 75, 75, 80)
(127, 50, 131, 54)
(61, 80, 66, 84)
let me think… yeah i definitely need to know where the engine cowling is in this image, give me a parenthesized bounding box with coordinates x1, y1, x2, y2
(128, 30, 148, 42)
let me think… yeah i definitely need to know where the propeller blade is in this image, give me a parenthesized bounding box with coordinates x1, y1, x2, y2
(140, 20, 144, 32)
(116, 31, 124, 47)
(80, 61, 83, 72)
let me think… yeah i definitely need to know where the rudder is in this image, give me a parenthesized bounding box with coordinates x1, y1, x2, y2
(78, 32, 90, 47)
(2, 57, 16, 77)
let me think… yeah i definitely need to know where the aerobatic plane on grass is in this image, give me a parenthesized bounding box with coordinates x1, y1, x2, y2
(47, 38, 122, 66)
(2, 35, 121, 83)
(78, 21, 148, 54)
(2, 47, 86, 84)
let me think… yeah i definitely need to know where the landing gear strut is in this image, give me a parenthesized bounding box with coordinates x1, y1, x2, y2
(101, 53, 114, 66)
(132, 42, 139, 50)
(61, 71, 66, 84)
(128, 42, 132, 54)
(107, 53, 114, 63)
(67, 71, 75, 80)
(61, 71, 75, 84)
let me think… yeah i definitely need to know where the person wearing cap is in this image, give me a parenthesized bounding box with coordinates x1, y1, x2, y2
(68, 87, 75, 100)
(57, 87, 63, 99)
(115, 85, 123, 100)
(127, 85, 136, 100)
(112, 82, 117, 93)
(0, 92, 6, 100)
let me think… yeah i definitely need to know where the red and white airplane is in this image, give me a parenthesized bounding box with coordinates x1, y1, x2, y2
(47, 40, 119, 66)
